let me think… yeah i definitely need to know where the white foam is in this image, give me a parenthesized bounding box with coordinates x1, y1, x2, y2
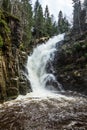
(26, 34, 65, 97)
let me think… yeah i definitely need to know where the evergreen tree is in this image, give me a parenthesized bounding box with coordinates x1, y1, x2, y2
(33, 0, 40, 38)
(80, 9, 86, 31)
(44, 5, 53, 36)
(84, 0, 87, 24)
(62, 17, 70, 32)
(1, 0, 33, 47)
(84, 0, 87, 8)
(58, 11, 63, 33)
(58, 11, 70, 33)
(2, 0, 11, 12)
(33, 0, 44, 38)
(37, 5, 44, 37)
(72, 0, 82, 33)
(44, 5, 49, 19)
(51, 21, 58, 36)
(21, 0, 33, 46)
(0, 0, 3, 8)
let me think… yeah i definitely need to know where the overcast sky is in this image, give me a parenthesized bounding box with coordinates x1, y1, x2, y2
(31, 0, 84, 22)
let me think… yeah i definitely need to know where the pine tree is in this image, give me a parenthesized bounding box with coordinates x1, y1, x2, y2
(84, 0, 87, 23)
(51, 21, 58, 35)
(44, 5, 53, 36)
(37, 5, 44, 37)
(62, 17, 70, 32)
(72, 0, 82, 33)
(58, 11, 70, 33)
(44, 5, 49, 19)
(84, 0, 87, 8)
(58, 11, 63, 33)
(0, 0, 3, 8)
(10, 0, 21, 17)
(80, 10, 86, 31)
(33, 0, 44, 38)
(21, 0, 33, 46)
(2, 0, 11, 12)
(33, 0, 39, 38)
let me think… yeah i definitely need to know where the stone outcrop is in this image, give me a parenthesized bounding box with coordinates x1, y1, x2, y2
(0, 10, 31, 102)
(52, 31, 87, 95)
(28, 36, 49, 53)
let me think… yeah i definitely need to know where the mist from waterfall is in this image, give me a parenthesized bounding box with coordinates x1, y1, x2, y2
(26, 34, 64, 97)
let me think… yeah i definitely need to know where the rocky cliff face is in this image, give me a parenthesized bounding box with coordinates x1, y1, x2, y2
(53, 32, 87, 95)
(0, 10, 31, 102)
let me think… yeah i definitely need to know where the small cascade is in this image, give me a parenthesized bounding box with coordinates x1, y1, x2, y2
(26, 34, 64, 95)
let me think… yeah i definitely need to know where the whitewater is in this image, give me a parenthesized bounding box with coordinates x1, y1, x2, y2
(26, 34, 64, 98)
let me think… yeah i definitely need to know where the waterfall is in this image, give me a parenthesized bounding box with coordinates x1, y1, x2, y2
(26, 34, 64, 96)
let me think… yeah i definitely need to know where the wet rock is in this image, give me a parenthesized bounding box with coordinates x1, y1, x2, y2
(7, 87, 19, 99)
(45, 79, 59, 91)
(11, 77, 19, 88)
(64, 32, 72, 42)
(19, 71, 32, 95)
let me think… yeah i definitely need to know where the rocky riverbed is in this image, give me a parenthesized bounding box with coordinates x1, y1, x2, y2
(0, 92, 87, 130)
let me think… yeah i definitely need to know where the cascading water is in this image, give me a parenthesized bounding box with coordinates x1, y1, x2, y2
(26, 34, 64, 96)
(1, 35, 86, 130)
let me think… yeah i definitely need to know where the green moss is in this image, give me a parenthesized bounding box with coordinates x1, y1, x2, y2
(9, 14, 20, 21)
(0, 10, 5, 19)
(0, 19, 10, 33)
(73, 42, 82, 52)
(65, 49, 72, 55)
(64, 64, 73, 71)
(0, 35, 3, 47)
(7, 87, 19, 99)
(19, 43, 25, 51)
(0, 11, 11, 46)
(3, 11, 20, 21)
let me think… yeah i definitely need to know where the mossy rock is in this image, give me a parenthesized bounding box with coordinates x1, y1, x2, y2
(11, 77, 19, 88)
(73, 42, 82, 52)
(73, 70, 81, 77)
(64, 64, 74, 71)
(7, 87, 19, 98)
(19, 82, 27, 95)
(65, 49, 72, 55)
(19, 43, 25, 51)
(76, 56, 86, 64)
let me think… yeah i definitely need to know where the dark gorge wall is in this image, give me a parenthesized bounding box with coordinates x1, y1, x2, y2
(0, 10, 31, 102)
(53, 32, 87, 95)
